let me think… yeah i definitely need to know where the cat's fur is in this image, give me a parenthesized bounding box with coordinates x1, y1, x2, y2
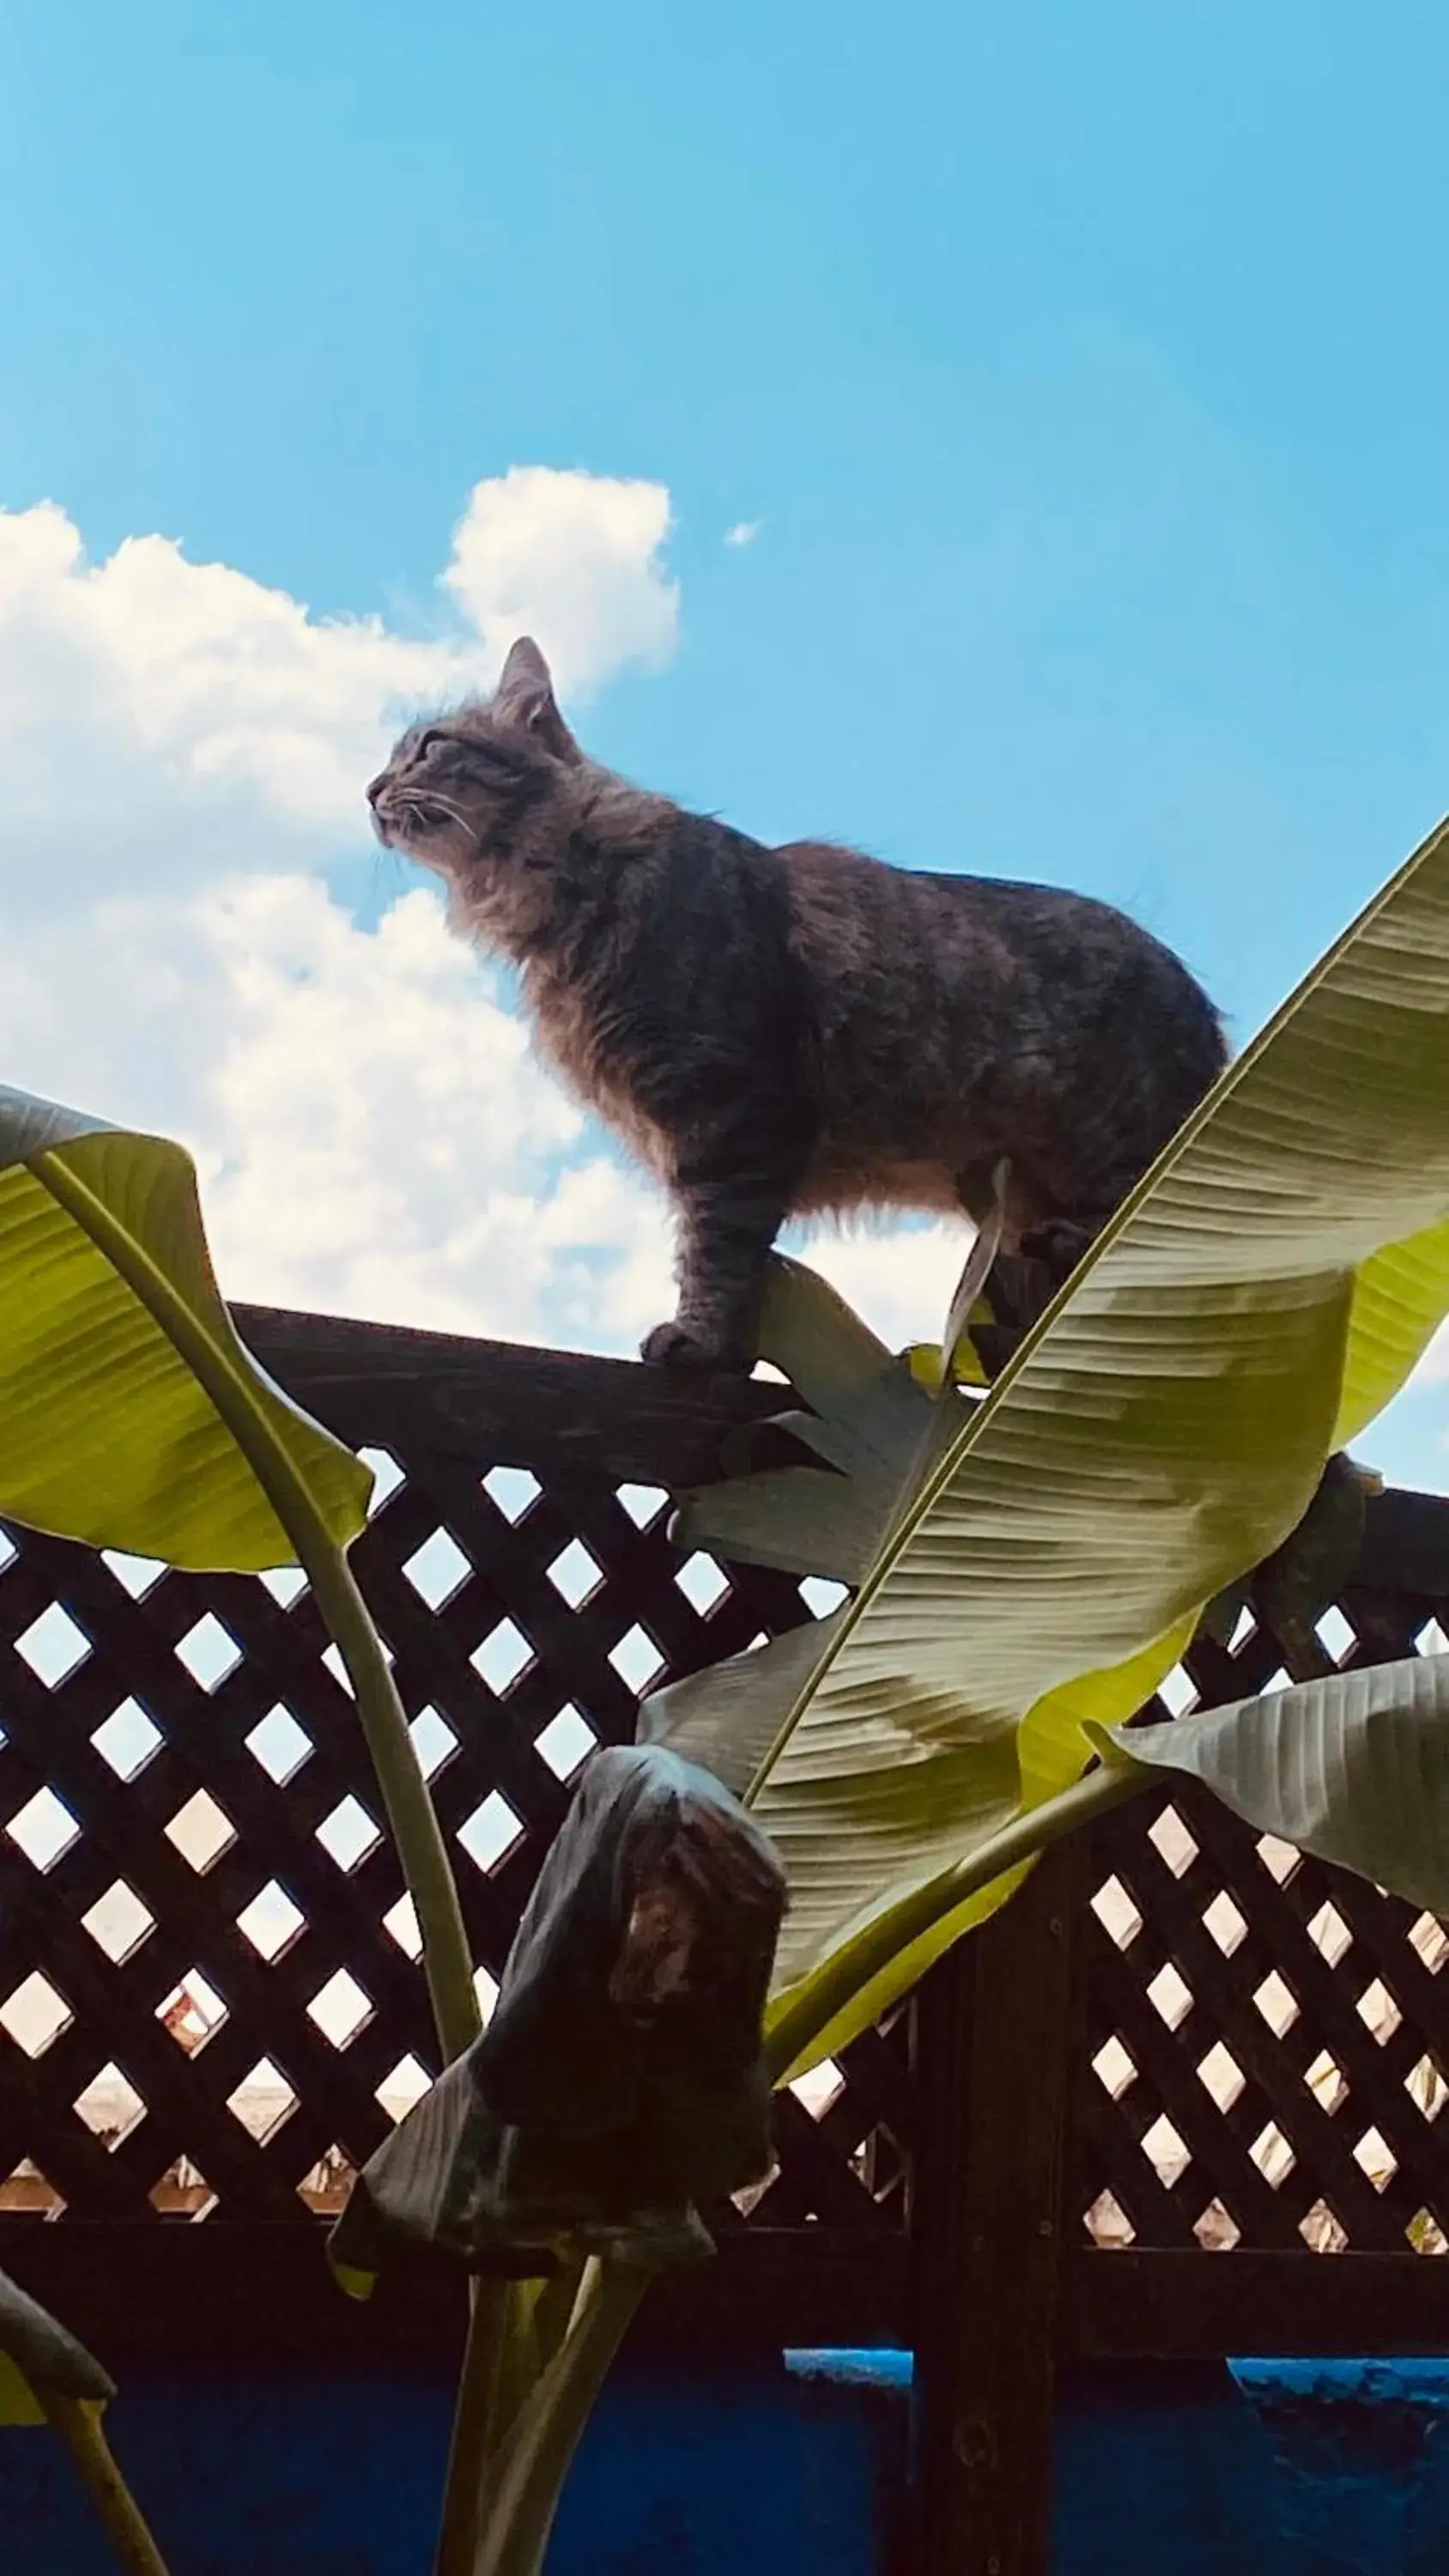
(368, 637, 1228, 1368)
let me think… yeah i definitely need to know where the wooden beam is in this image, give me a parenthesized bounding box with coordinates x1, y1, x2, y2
(232, 1303, 781, 1488)
(907, 1845, 1082, 2576)
(0, 2220, 906, 2370)
(1070, 2247, 1449, 2358)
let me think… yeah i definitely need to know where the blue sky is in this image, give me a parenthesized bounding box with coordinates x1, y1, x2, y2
(2, 0, 1448, 1485)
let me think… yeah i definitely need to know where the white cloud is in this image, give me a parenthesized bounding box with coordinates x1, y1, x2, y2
(724, 519, 761, 548)
(0, 466, 678, 917)
(445, 467, 680, 696)
(0, 472, 966, 1367)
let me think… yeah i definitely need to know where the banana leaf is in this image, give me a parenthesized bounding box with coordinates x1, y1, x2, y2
(648, 816, 1449, 2073)
(1100, 1651, 1449, 1909)
(0, 1088, 369, 1569)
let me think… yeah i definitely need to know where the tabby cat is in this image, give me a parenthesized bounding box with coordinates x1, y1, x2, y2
(368, 638, 1226, 1368)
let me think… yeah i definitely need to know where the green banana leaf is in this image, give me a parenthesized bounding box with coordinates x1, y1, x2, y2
(0, 2266, 113, 2427)
(649, 815, 1449, 2075)
(0, 1088, 370, 1569)
(671, 1259, 956, 1584)
(1100, 1652, 1449, 1910)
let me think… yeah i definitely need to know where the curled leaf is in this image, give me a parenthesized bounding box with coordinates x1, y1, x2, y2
(330, 1747, 787, 2283)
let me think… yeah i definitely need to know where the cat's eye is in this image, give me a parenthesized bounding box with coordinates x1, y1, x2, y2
(416, 728, 451, 758)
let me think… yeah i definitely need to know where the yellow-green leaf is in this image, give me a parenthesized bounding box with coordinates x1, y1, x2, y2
(0, 1090, 370, 1570)
(1102, 1652, 1449, 1911)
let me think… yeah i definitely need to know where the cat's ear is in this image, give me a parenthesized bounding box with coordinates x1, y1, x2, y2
(492, 637, 584, 765)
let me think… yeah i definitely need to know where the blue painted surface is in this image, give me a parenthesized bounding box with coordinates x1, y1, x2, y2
(0, 2359, 901, 2574)
(5, 2352, 1449, 2571)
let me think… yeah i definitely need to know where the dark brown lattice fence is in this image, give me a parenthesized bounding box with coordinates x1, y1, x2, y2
(0, 1306, 1446, 2373)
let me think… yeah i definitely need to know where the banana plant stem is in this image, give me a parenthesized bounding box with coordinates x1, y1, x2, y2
(34, 1151, 480, 2069)
(435, 2281, 510, 2576)
(299, 1532, 479, 2065)
(44, 2396, 172, 2576)
(764, 1758, 1150, 2083)
(475, 2259, 652, 2576)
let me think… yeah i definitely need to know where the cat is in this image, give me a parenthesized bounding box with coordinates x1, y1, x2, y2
(367, 637, 1228, 1370)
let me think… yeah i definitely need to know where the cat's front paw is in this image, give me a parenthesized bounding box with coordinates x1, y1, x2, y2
(1018, 1218, 1094, 1282)
(640, 1320, 741, 1372)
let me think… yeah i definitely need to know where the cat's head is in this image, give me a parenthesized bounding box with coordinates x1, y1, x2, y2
(367, 636, 585, 891)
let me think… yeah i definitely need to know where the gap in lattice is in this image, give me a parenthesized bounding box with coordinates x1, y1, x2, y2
(1091, 2036, 1137, 2099)
(403, 1528, 472, 1610)
(1146, 1962, 1193, 2031)
(1090, 1875, 1143, 1947)
(674, 1552, 729, 1614)
(1, 2160, 64, 2214)
(175, 1613, 241, 1692)
(73, 2063, 145, 2145)
(359, 1446, 405, 1509)
(1353, 2126, 1397, 2190)
(149, 2159, 215, 2219)
(1253, 1971, 1299, 2037)
(458, 1793, 525, 1875)
(81, 1880, 155, 1963)
(298, 2147, 354, 2213)
(1358, 1978, 1403, 2042)
(472, 1619, 534, 1694)
(316, 1795, 381, 1872)
(790, 2060, 844, 2119)
(608, 1624, 664, 1693)
(227, 2058, 297, 2141)
(308, 1970, 373, 2048)
(1299, 2198, 1348, 2251)
(7, 1785, 80, 1870)
(1303, 2049, 1348, 2115)
(548, 1539, 604, 1608)
(157, 1972, 227, 2053)
(1147, 1806, 1197, 1877)
(534, 1704, 598, 1781)
(377, 2054, 433, 2120)
(799, 1576, 848, 1617)
(166, 1789, 236, 1872)
(101, 1548, 164, 1600)
(1083, 2190, 1135, 2247)
(482, 1465, 541, 1524)
(92, 1698, 163, 1780)
(1193, 2199, 1240, 2250)
(0, 1971, 72, 2055)
(15, 1601, 91, 1686)
(1307, 1899, 1353, 1965)
(235, 1880, 306, 1961)
(246, 1705, 312, 1783)
(1196, 2042, 1246, 2111)
(1405, 2055, 1447, 2121)
(1141, 2114, 1191, 2186)
(1202, 1889, 1248, 1954)
(1315, 1604, 1356, 1663)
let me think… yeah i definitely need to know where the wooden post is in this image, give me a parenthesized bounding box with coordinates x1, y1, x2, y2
(907, 1843, 1082, 2576)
